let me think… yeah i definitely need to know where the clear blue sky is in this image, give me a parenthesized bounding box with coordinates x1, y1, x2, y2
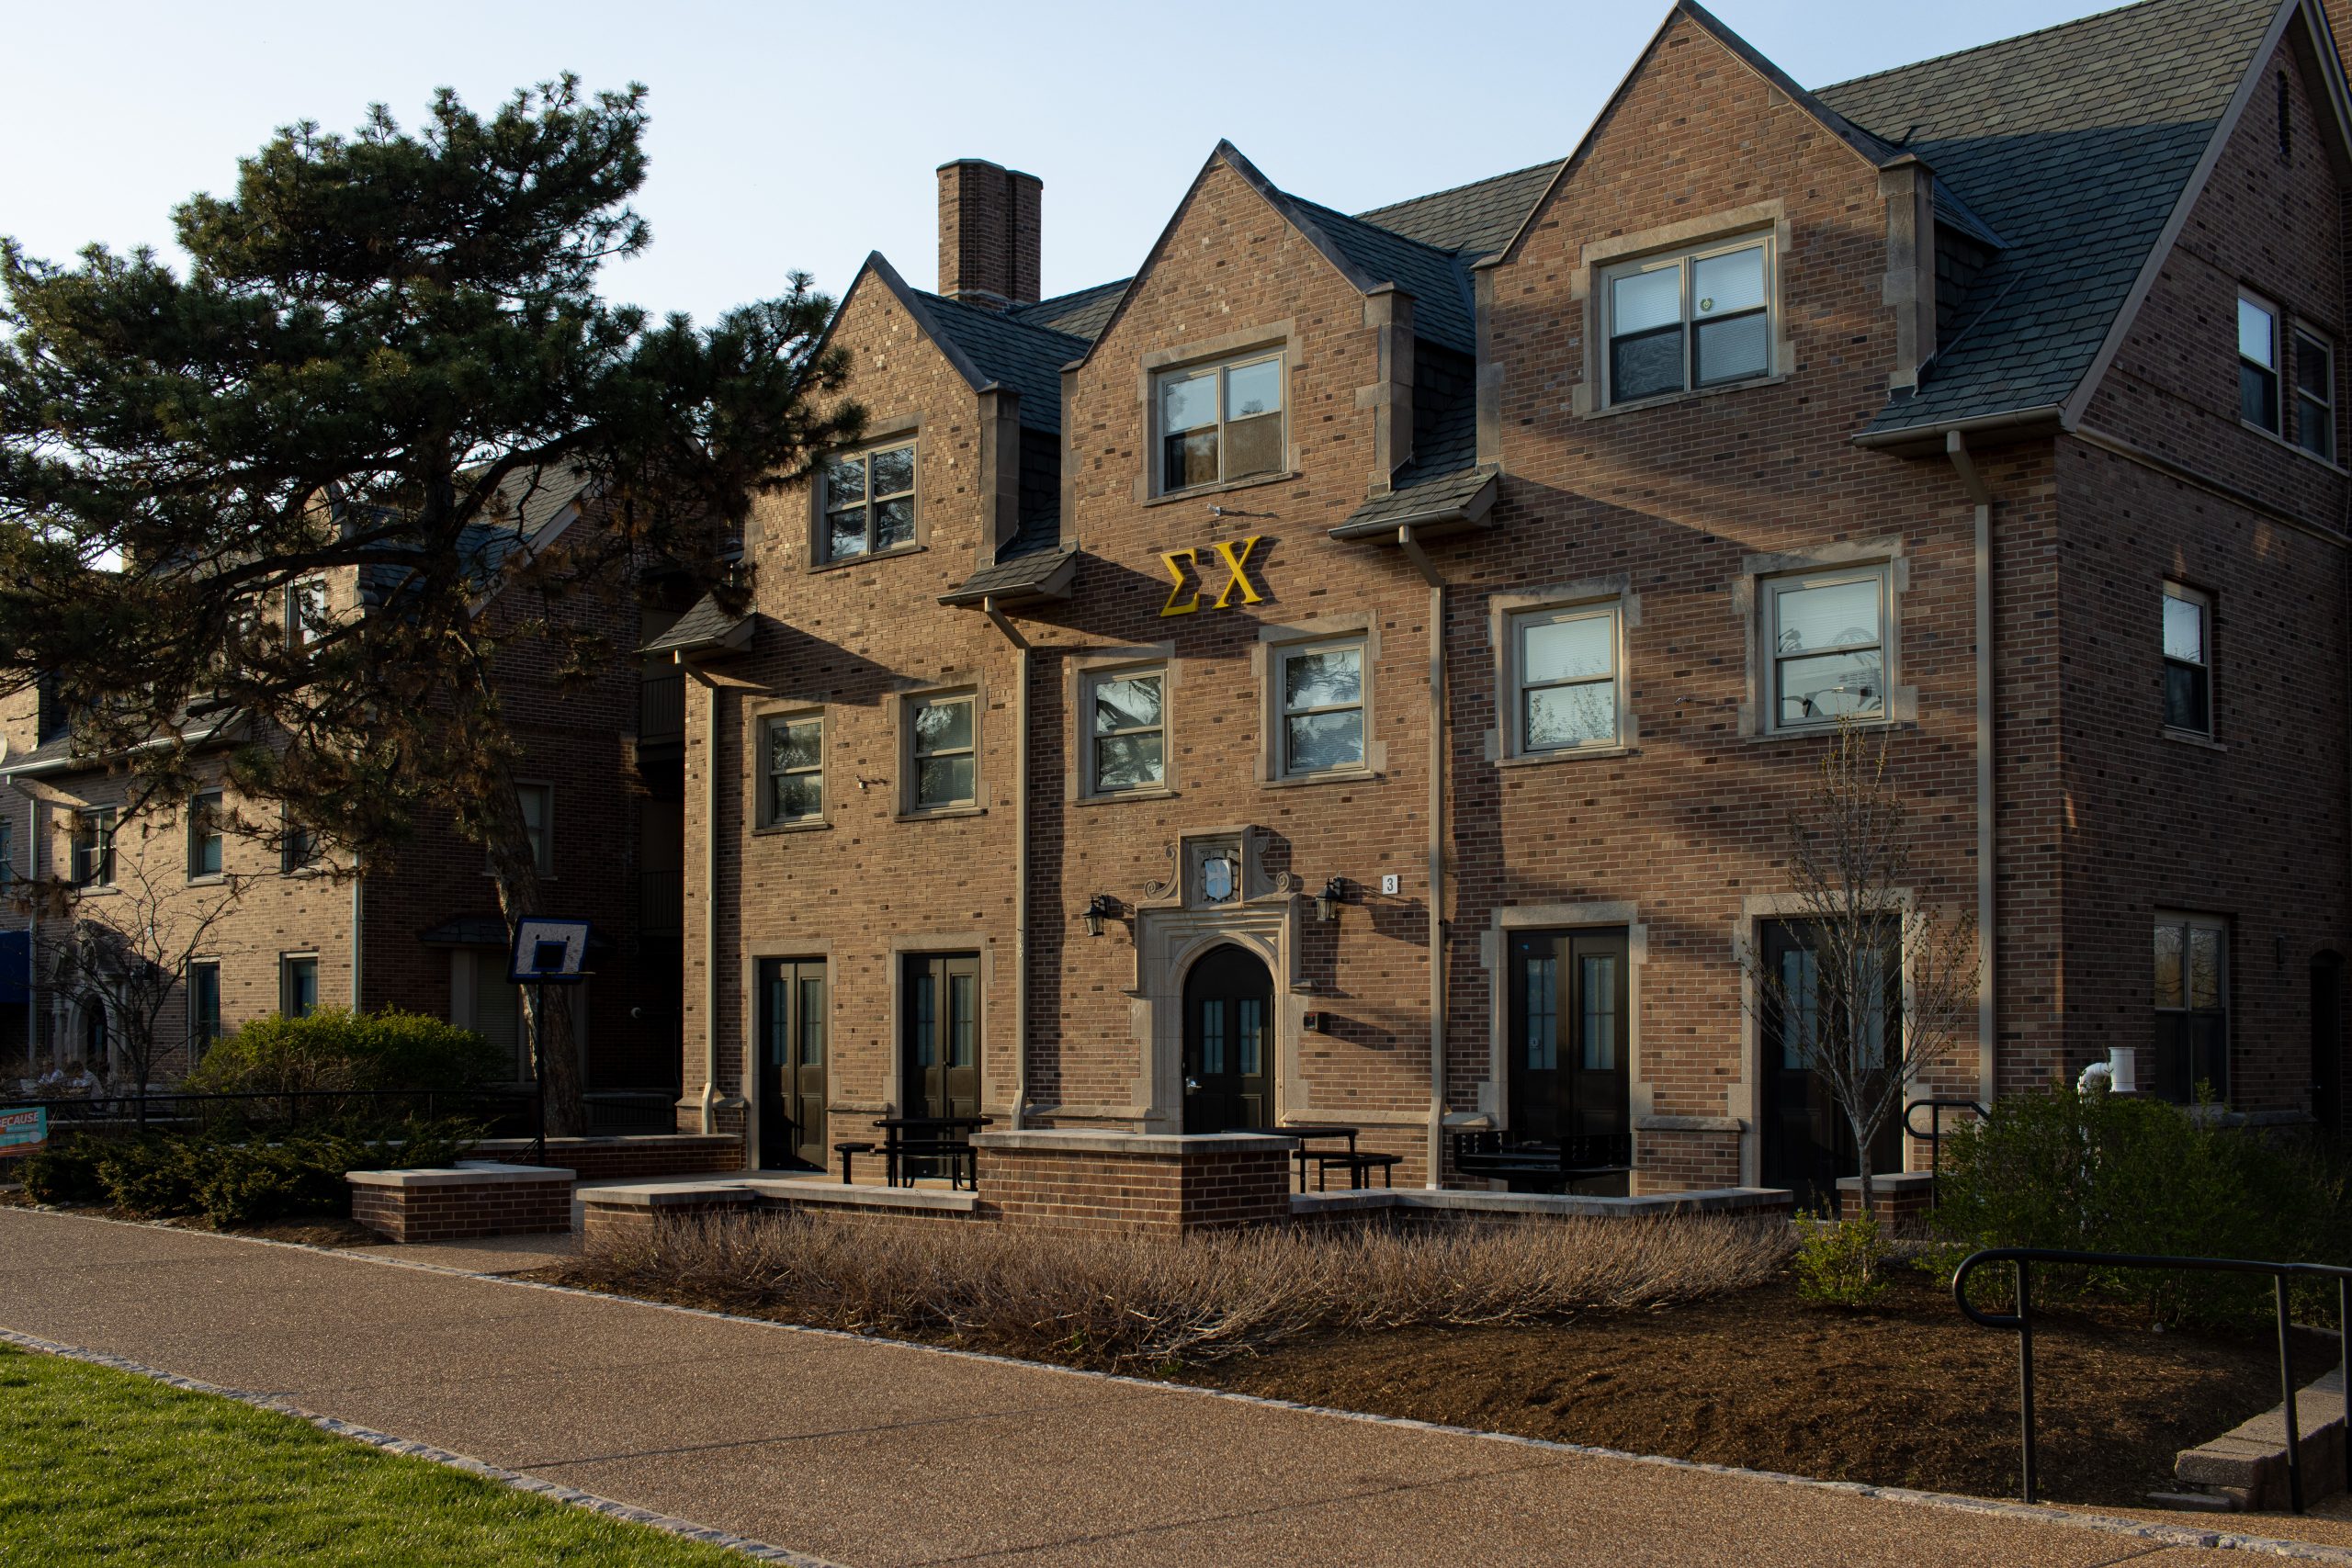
(3, 0, 2122, 320)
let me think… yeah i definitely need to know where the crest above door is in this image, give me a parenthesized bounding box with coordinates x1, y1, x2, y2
(1141, 827, 1299, 911)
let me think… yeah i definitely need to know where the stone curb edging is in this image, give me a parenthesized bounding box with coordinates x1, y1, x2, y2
(0, 1323, 843, 1568)
(16, 1208, 2352, 1564)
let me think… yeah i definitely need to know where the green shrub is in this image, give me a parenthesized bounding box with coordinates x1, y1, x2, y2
(67, 1116, 482, 1228)
(1792, 1212, 1892, 1308)
(1931, 1084, 2349, 1326)
(185, 1008, 503, 1100)
(94, 1139, 206, 1219)
(18, 1137, 105, 1204)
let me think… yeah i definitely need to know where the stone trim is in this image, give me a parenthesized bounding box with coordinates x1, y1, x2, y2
(1732, 536, 1917, 738)
(1483, 575, 1642, 763)
(345, 1162, 573, 1189)
(971, 1129, 1298, 1156)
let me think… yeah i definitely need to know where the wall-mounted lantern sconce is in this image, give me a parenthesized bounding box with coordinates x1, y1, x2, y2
(1082, 893, 1119, 938)
(1316, 877, 1345, 923)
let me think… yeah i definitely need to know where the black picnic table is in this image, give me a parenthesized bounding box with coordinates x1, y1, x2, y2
(871, 1114, 993, 1189)
(1232, 1124, 1384, 1190)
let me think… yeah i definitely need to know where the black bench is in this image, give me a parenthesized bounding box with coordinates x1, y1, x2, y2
(1316, 1151, 1401, 1190)
(1452, 1131, 1633, 1193)
(834, 1141, 877, 1184)
(887, 1139, 978, 1190)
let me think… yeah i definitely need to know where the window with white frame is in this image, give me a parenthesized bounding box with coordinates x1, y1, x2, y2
(72, 807, 117, 887)
(281, 954, 320, 1020)
(1156, 352, 1283, 493)
(909, 693, 978, 811)
(1764, 566, 1890, 731)
(820, 442, 916, 561)
(187, 789, 224, 879)
(286, 578, 328, 648)
(763, 714, 824, 824)
(1087, 667, 1165, 794)
(1512, 603, 1622, 754)
(282, 807, 321, 874)
(2295, 328, 2335, 460)
(2240, 293, 2282, 432)
(1277, 639, 1366, 776)
(1601, 235, 1773, 405)
(187, 960, 220, 1059)
(2163, 581, 2212, 736)
(2154, 912, 2229, 1102)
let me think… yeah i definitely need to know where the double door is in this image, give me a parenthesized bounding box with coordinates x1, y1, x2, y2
(1506, 929, 1631, 1159)
(1757, 920, 1902, 1211)
(902, 953, 982, 1121)
(758, 958, 827, 1170)
(1182, 945, 1274, 1133)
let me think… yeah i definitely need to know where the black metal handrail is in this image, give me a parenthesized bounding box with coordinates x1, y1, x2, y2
(1953, 1247, 2352, 1510)
(1904, 1097, 1987, 1207)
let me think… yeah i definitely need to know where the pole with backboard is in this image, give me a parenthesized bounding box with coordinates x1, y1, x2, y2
(507, 919, 593, 1167)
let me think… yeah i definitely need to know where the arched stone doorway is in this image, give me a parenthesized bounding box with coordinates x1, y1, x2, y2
(1182, 944, 1274, 1134)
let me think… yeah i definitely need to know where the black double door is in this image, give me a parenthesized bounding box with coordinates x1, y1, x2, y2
(758, 958, 827, 1170)
(1757, 920, 1902, 1212)
(903, 953, 982, 1121)
(1507, 929, 1631, 1162)
(1183, 946, 1274, 1133)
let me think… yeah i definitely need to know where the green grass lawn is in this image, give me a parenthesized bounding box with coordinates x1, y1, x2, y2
(0, 1344, 752, 1566)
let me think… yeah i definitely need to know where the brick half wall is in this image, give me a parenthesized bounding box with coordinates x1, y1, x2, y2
(972, 1131, 1295, 1235)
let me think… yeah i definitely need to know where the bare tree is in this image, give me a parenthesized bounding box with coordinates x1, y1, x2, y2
(27, 827, 246, 1112)
(1741, 719, 1979, 1222)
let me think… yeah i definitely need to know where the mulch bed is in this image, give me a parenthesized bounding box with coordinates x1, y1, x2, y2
(1176, 1269, 2336, 1507)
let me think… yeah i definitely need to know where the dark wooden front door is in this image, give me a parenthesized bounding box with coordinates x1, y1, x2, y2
(758, 958, 827, 1169)
(903, 953, 981, 1121)
(1506, 929, 1631, 1156)
(1183, 946, 1273, 1134)
(1758, 920, 1902, 1213)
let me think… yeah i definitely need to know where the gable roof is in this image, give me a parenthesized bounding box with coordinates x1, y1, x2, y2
(1357, 162, 1565, 257)
(915, 289, 1089, 434)
(1820, 0, 2295, 440)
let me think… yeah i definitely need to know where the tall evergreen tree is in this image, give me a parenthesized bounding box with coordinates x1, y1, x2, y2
(0, 77, 861, 1130)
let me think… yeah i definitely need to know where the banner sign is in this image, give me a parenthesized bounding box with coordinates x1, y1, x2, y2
(0, 1107, 46, 1158)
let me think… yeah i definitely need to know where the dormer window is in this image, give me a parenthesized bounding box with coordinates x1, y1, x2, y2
(820, 441, 917, 561)
(1601, 236, 1773, 405)
(1155, 353, 1283, 494)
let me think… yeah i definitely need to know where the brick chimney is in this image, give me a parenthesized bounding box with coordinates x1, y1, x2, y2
(937, 159, 1041, 309)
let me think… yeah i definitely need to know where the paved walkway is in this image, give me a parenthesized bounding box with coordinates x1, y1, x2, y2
(1, 1209, 2342, 1568)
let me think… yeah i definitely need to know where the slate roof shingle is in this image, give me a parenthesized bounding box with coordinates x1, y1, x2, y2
(915, 290, 1089, 434)
(639, 592, 752, 657)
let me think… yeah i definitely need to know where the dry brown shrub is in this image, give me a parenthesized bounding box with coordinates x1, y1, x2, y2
(562, 1213, 1791, 1371)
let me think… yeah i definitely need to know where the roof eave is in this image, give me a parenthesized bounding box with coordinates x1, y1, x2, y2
(938, 550, 1080, 608)
(1328, 473, 1500, 540)
(1848, 404, 2065, 456)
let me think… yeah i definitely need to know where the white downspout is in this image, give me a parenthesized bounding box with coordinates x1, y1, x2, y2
(20, 791, 34, 1077)
(1946, 431, 1998, 1112)
(349, 873, 364, 1010)
(690, 656, 721, 1136)
(1398, 526, 1447, 1189)
(983, 598, 1030, 1133)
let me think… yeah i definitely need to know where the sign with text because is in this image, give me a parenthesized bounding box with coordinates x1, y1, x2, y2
(1159, 536, 1266, 617)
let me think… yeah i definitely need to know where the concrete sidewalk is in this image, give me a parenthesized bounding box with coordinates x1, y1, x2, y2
(0, 1209, 2334, 1568)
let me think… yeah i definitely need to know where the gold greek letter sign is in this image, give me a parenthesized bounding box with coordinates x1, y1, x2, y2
(1159, 536, 1265, 618)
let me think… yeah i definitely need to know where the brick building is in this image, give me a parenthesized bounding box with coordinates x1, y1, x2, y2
(683, 0, 2348, 1197)
(0, 470, 686, 1121)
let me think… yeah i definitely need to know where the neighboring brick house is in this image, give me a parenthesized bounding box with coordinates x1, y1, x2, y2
(673, 0, 2350, 1199)
(0, 470, 686, 1120)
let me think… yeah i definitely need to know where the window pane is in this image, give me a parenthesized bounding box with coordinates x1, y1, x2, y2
(1580, 955, 1617, 1070)
(1611, 326, 1683, 402)
(1692, 246, 1766, 317)
(1222, 412, 1282, 479)
(2163, 594, 2204, 664)
(775, 773, 821, 820)
(1611, 265, 1681, 335)
(2165, 663, 2211, 733)
(2154, 923, 2184, 1009)
(775, 721, 820, 773)
(1525, 682, 1616, 750)
(872, 497, 915, 549)
(1095, 733, 1164, 792)
(1201, 998, 1225, 1074)
(919, 754, 976, 807)
(1695, 312, 1770, 385)
(868, 445, 914, 497)
(948, 973, 975, 1067)
(2243, 364, 2280, 430)
(2188, 926, 2222, 1010)
(827, 510, 868, 558)
(1780, 948, 1817, 1069)
(1525, 954, 1557, 1071)
(1160, 369, 1217, 433)
(1225, 358, 1282, 418)
(1238, 997, 1263, 1077)
(1286, 711, 1364, 773)
(2297, 396, 2334, 459)
(825, 455, 866, 504)
(2239, 298, 2277, 368)
(799, 976, 825, 1066)
(517, 785, 547, 835)
(1521, 614, 1611, 683)
(1093, 673, 1162, 733)
(913, 698, 973, 755)
(1283, 646, 1362, 711)
(1777, 650, 1885, 726)
(1775, 578, 1881, 654)
(1164, 429, 1218, 491)
(2297, 336, 2332, 400)
(914, 974, 934, 1067)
